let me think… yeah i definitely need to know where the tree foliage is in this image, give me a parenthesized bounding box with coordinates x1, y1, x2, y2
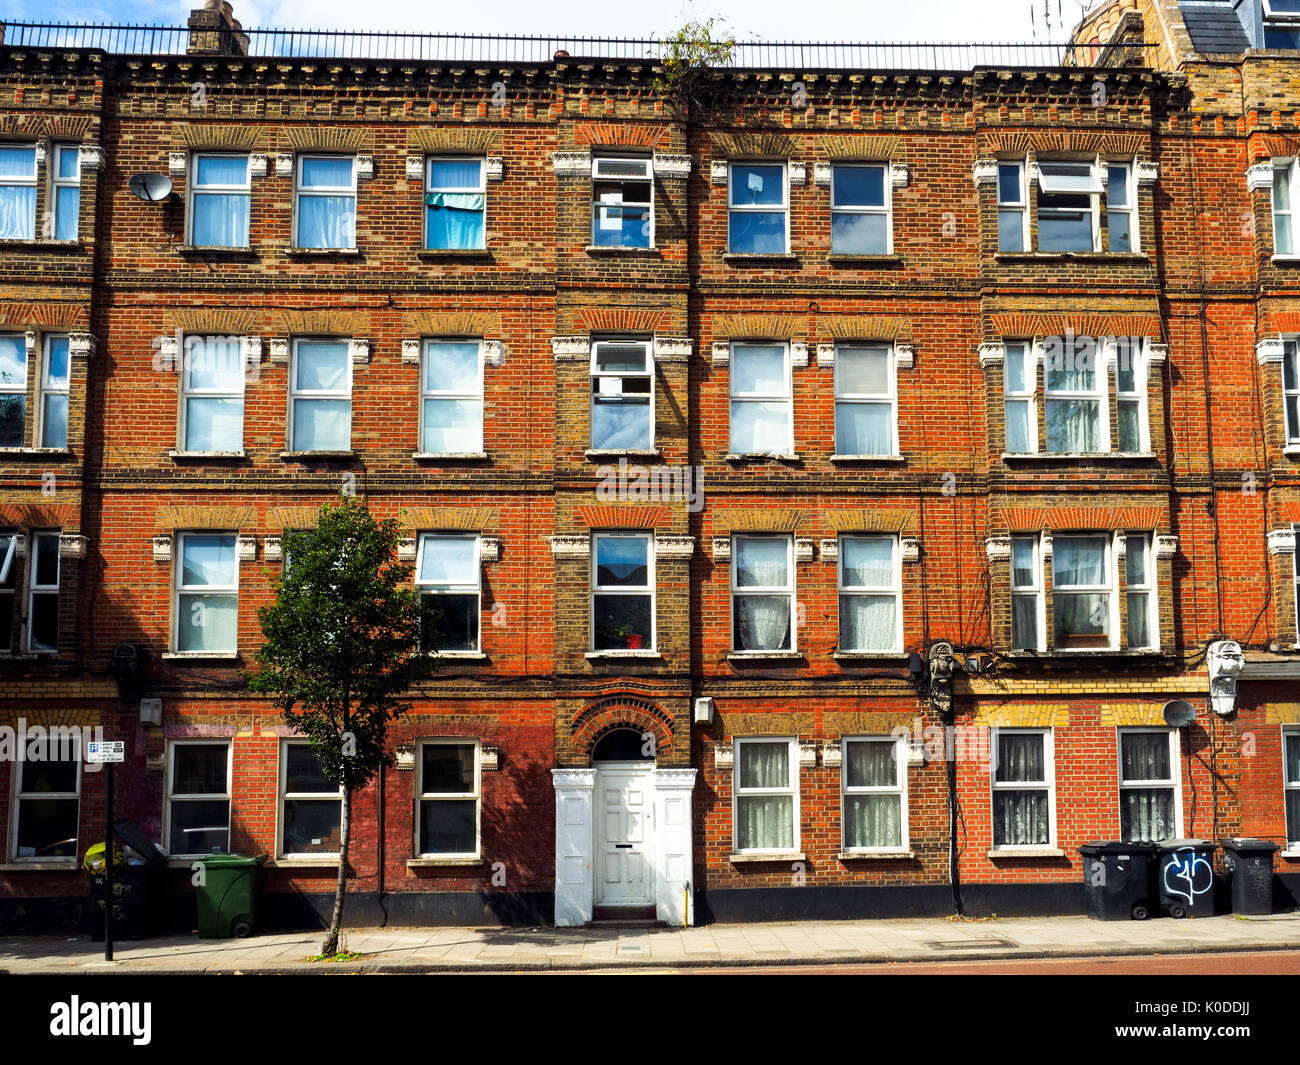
(245, 497, 435, 953)
(653, 17, 736, 115)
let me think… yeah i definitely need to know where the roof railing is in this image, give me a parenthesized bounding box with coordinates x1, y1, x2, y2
(0, 22, 1152, 69)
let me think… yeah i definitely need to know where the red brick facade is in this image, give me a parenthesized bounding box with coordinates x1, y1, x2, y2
(1, 2, 1299, 929)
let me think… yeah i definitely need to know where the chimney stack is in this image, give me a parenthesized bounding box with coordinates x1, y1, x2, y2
(187, 1, 250, 57)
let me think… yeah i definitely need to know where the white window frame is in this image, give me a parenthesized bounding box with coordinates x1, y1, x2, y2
(165, 739, 233, 858)
(1284, 338, 1300, 443)
(420, 339, 484, 455)
(289, 337, 353, 453)
(1010, 533, 1045, 652)
(1124, 533, 1158, 650)
(990, 727, 1056, 850)
(414, 532, 482, 654)
(424, 155, 486, 251)
(0, 144, 37, 241)
(51, 143, 80, 242)
(1114, 337, 1148, 453)
(173, 531, 239, 655)
(278, 739, 344, 859)
(415, 739, 481, 859)
(841, 736, 908, 853)
(830, 162, 891, 255)
(26, 529, 60, 654)
(1117, 727, 1183, 842)
(1035, 157, 1102, 253)
(1105, 158, 1137, 254)
(729, 342, 793, 456)
(1044, 339, 1110, 454)
(9, 749, 80, 863)
(590, 155, 654, 249)
(0, 330, 28, 448)
(187, 151, 250, 248)
(1003, 340, 1037, 454)
(1264, 0, 1300, 48)
(294, 153, 356, 250)
(837, 534, 901, 653)
(589, 337, 654, 452)
(39, 333, 70, 450)
(1284, 726, 1300, 849)
(180, 335, 245, 454)
(727, 160, 789, 254)
(833, 343, 897, 457)
(730, 533, 796, 653)
(1294, 523, 1300, 640)
(732, 736, 799, 855)
(1273, 159, 1298, 257)
(1052, 533, 1117, 650)
(997, 159, 1028, 253)
(590, 531, 656, 652)
(0, 531, 16, 653)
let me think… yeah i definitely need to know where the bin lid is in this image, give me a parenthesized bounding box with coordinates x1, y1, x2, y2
(111, 818, 168, 867)
(1155, 838, 1216, 852)
(1079, 840, 1155, 855)
(1218, 837, 1281, 853)
(195, 853, 268, 867)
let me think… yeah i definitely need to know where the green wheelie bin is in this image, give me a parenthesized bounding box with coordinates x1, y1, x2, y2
(195, 854, 268, 938)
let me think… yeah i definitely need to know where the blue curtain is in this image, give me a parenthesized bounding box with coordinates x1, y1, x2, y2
(426, 193, 485, 250)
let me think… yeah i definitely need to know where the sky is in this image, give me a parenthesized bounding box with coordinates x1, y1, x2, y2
(1, 0, 1102, 43)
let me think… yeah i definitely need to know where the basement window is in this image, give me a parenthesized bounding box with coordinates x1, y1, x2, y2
(1285, 728, 1300, 848)
(591, 155, 653, 248)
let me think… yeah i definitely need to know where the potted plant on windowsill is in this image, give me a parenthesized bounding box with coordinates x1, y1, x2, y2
(602, 621, 646, 650)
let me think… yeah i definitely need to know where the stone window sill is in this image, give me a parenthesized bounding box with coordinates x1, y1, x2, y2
(0, 238, 81, 251)
(170, 450, 246, 461)
(175, 244, 255, 256)
(1284, 445, 1300, 457)
(722, 252, 798, 264)
(416, 248, 491, 260)
(160, 652, 240, 662)
(833, 651, 909, 660)
(724, 452, 801, 464)
(584, 245, 659, 256)
(1280, 849, 1300, 860)
(1003, 648, 1165, 659)
(0, 860, 79, 871)
(585, 449, 662, 461)
(585, 649, 662, 659)
(284, 247, 360, 257)
(730, 851, 806, 864)
(267, 857, 341, 868)
(838, 850, 915, 860)
(727, 650, 803, 661)
(423, 650, 487, 660)
(1002, 451, 1157, 462)
(994, 251, 1150, 264)
(406, 857, 485, 868)
(0, 447, 73, 459)
(829, 454, 905, 464)
(827, 254, 903, 266)
(1271, 255, 1300, 264)
(280, 450, 356, 461)
(988, 847, 1066, 859)
(412, 451, 489, 462)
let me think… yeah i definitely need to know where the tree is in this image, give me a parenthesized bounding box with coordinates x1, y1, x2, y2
(652, 16, 737, 116)
(245, 497, 436, 956)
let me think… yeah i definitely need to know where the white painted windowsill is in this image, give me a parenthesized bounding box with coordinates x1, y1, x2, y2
(266, 857, 341, 868)
(412, 452, 489, 461)
(838, 850, 915, 860)
(724, 452, 801, 463)
(585, 649, 662, 659)
(729, 852, 806, 864)
(1002, 451, 1156, 462)
(829, 454, 906, 463)
(584, 449, 662, 460)
(988, 847, 1066, 858)
(727, 650, 802, 660)
(160, 652, 239, 661)
(169, 450, 246, 460)
(406, 857, 485, 868)
(833, 651, 909, 660)
(424, 651, 487, 659)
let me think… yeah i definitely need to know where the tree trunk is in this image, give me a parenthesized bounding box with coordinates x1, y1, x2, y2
(321, 784, 352, 956)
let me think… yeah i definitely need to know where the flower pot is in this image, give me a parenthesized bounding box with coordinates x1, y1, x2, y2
(625, 632, 645, 650)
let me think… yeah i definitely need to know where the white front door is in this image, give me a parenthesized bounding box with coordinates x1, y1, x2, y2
(596, 767, 654, 905)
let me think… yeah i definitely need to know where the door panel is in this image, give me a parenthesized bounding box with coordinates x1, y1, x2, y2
(596, 769, 653, 905)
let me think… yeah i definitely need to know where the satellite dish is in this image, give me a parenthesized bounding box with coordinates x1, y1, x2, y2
(128, 173, 174, 202)
(1163, 700, 1197, 728)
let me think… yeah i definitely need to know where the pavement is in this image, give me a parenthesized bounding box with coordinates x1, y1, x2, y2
(3, 911, 1300, 973)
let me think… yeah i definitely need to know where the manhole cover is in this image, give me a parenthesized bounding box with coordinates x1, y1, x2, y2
(923, 938, 1017, 951)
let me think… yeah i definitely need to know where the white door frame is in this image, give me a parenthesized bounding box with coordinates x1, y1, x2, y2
(552, 764, 696, 927)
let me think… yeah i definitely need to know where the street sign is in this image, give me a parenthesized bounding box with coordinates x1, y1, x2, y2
(86, 741, 125, 764)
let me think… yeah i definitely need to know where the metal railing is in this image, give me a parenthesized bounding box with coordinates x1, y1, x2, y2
(0, 22, 1150, 69)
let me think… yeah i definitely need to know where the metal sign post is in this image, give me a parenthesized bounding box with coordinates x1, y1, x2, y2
(86, 741, 126, 962)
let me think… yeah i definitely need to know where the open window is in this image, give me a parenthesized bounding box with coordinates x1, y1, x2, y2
(1036, 159, 1101, 252)
(591, 156, 652, 249)
(590, 339, 652, 451)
